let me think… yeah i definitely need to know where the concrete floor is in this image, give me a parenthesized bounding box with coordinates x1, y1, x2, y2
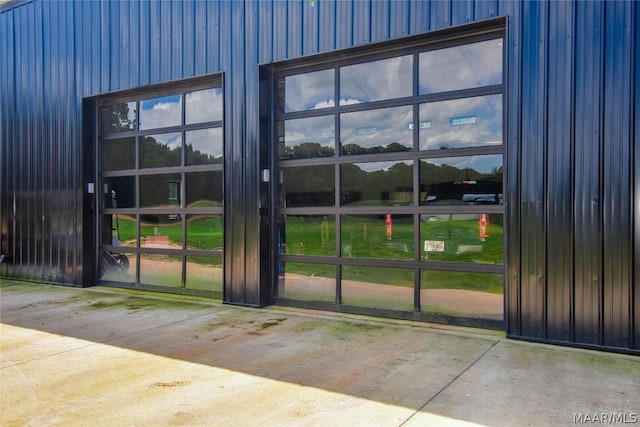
(1, 279, 638, 427)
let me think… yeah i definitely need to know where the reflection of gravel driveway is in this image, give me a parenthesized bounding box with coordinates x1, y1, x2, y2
(282, 273, 503, 320)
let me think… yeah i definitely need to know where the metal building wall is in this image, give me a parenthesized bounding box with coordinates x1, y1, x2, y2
(0, 0, 637, 353)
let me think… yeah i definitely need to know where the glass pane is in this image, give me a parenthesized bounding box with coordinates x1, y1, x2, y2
(281, 165, 334, 208)
(282, 215, 335, 256)
(341, 160, 413, 206)
(140, 214, 183, 249)
(420, 213, 504, 264)
(186, 171, 223, 207)
(187, 215, 223, 251)
(141, 133, 182, 168)
(340, 106, 413, 155)
(100, 250, 136, 283)
(340, 55, 413, 104)
(341, 215, 413, 260)
(277, 262, 336, 302)
(186, 256, 223, 293)
(341, 266, 413, 311)
(140, 254, 183, 287)
(278, 116, 335, 159)
(139, 94, 182, 130)
(102, 137, 135, 171)
(419, 94, 502, 150)
(186, 87, 223, 124)
(420, 155, 503, 205)
(281, 69, 335, 113)
(140, 174, 181, 208)
(420, 271, 503, 320)
(101, 102, 137, 133)
(186, 128, 223, 165)
(105, 176, 135, 209)
(419, 38, 503, 94)
(103, 214, 136, 248)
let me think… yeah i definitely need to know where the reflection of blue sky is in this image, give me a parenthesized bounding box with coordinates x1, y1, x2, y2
(421, 155, 502, 174)
(419, 38, 503, 94)
(186, 88, 223, 124)
(341, 105, 413, 149)
(354, 160, 412, 173)
(140, 94, 182, 130)
(340, 55, 412, 104)
(419, 95, 502, 150)
(186, 128, 223, 158)
(285, 115, 335, 148)
(146, 132, 182, 149)
(285, 69, 335, 112)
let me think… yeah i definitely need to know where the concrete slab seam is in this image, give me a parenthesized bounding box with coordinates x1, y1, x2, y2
(397, 339, 500, 427)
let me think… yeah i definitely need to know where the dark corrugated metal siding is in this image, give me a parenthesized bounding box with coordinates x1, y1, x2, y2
(0, 0, 637, 353)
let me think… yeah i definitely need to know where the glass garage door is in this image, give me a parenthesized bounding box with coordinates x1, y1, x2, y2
(273, 34, 505, 326)
(98, 80, 224, 297)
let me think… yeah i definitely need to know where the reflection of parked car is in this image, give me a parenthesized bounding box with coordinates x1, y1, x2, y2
(422, 180, 503, 205)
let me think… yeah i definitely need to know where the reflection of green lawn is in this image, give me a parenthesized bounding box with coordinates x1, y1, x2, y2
(110, 215, 223, 250)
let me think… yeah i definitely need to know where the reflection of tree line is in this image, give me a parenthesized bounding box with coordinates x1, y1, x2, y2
(281, 141, 411, 159)
(283, 160, 502, 207)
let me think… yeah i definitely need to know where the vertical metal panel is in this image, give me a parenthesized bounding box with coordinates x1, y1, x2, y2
(335, 0, 353, 49)
(573, 0, 603, 345)
(352, 0, 370, 45)
(318, 0, 336, 52)
(244, 0, 261, 306)
(545, 0, 574, 342)
(389, 0, 409, 39)
(475, 0, 499, 21)
(602, 0, 633, 348)
(451, 0, 474, 26)
(370, 0, 390, 43)
(519, 0, 547, 339)
(287, 0, 302, 57)
(272, 0, 287, 60)
(302, 0, 319, 54)
(429, 0, 451, 31)
(194, 0, 207, 75)
(409, 0, 430, 34)
(258, 1, 273, 63)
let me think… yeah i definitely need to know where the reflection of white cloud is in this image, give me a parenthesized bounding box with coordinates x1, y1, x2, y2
(285, 115, 335, 147)
(340, 55, 413, 104)
(341, 106, 413, 148)
(140, 96, 182, 130)
(419, 95, 502, 149)
(285, 69, 335, 112)
(338, 98, 361, 106)
(186, 88, 224, 124)
(420, 39, 503, 93)
(186, 128, 223, 158)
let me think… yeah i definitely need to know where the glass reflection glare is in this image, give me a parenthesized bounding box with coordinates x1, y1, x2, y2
(340, 55, 412, 104)
(140, 254, 183, 287)
(419, 95, 502, 150)
(419, 38, 503, 94)
(340, 106, 413, 155)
